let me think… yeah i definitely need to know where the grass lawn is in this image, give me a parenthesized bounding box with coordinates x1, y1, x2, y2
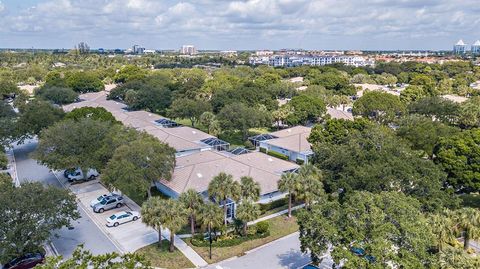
(460, 193, 480, 209)
(136, 240, 195, 269)
(184, 214, 299, 264)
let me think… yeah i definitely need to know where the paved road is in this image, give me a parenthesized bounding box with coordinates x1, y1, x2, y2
(13, 140, 119, 258)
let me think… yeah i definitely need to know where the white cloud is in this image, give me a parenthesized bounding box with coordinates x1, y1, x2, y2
(0, 0, 479, 50)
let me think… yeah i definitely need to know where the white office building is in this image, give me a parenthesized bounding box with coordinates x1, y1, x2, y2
(453, 40, 468, 54)
(181, 45, 197, 55)
(472, 40, 480, 55)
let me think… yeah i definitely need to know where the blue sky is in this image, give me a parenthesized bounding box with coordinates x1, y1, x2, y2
(0, 0, 479, 50)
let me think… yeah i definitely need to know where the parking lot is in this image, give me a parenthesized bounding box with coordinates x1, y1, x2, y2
(55, 174, 159, 253)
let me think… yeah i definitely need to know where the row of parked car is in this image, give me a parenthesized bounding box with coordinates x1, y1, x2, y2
(89, 193, 140, 227)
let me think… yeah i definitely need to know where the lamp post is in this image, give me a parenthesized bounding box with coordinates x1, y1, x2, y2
(209, 224, 212, 260)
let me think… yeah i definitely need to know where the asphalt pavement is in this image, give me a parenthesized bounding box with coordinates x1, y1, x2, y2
(13, 140, 120, 258)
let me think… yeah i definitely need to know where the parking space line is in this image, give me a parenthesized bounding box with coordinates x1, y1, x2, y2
(51, 170, 125, 254)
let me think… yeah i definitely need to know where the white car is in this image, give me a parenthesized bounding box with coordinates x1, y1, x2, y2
(66, 168, 99, 182)
(106, 211, 140, 227)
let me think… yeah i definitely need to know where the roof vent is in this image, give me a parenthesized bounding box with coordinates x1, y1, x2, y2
(268, 157, 273, 162)
(197, 173, 203, 178)
(192, 131, 197, 134)
(287, 129, 292, 133)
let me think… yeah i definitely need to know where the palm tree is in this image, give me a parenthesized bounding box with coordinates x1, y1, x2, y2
(240, 176, 261, 202)
(296, 164, 325, 208)
(141, 197, 165, 244)
(198, 202, 224, 260)
(452, 208, 480, 251)
(236, 201, 261, 236)
(429, 213, 456, 252)
(160, 199, 189, 252)
(278, 172, 298, 218)
(208, 172, 241, 225)
(179, 189, 204, 236)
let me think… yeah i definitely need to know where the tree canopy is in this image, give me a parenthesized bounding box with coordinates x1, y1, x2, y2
(353, 91, 405, 124)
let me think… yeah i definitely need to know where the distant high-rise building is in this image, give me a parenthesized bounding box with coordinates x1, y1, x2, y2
(181, 45, 196, 55)
(472, 40, 480, 55)
(132, 44, 145, 54)
(453, 40, 468, 54)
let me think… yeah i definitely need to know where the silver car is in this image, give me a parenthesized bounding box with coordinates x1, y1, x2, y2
(106, 211, 140, 227)
(92, 195, 124, 213)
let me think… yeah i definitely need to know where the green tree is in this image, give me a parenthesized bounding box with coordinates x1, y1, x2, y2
(286, 95, 326, 125)
(353, 91, 405, 124)
(277, 172, 299, 218)
(114, 65, 147, 83)
(33, 118, 118, 177)
(308, 72, 356, 95)
(167, 98, 211, 127)
(217, 103, 271, 140)
(408, 97, 460, 124)
(66, 71, 104, 93)
(199, 111, 216, 129)
(179, 189, 204, 236)
(0, 176, 79, 263)
(239, 176, 260, 202)
(272, 105, 293, 129)
(0, 101, 17, 148)
(296, 164, 325, 208)
(458, 97, 480, 129)
(298, 191, 436, 268)
(15, 100, 65, 142)
(102, 135, 176, 199)
(0, 79, 19, 99)
(65, 107, 118, 124)
(36, 246, 151, 269)
(400, 85, 427, 103)
(208, 172, 241, 225)
(433, 129, 480, 192)
(429, 213, 456, 252)
(397, 115, 459, 157)
(35, 86, 79, 105)
(236, 201, 260, 235)
(198, 202, 224, 256)
(159, 199, 188, 252)
(141, 197, 165, 245)
(312, 123, 455, 211)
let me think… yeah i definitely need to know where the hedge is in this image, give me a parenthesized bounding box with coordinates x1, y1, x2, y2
(259, 197, 288, 213)
(190, 231, 270, 247)
(259, 147, 267, 153)
(296, 158, 305, 165)
(267, 150, 289, 161)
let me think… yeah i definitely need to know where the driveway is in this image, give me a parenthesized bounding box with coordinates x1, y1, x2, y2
(13, 140, 120, 257)
(205, 232, 333, 269)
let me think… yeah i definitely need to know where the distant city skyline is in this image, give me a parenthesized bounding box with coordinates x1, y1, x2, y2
(0, 0, 479, 50)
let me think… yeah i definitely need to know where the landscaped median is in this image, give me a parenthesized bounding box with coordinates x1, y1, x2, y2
(183, 214, 299, 264)
(136, 240, 195, 269)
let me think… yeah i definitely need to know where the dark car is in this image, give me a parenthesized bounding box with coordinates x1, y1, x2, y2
(3, 253, 44, 269)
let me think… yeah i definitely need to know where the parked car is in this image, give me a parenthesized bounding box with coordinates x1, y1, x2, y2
(92, 195, 124, 213)
(66, 168, 99, 182)
(106, 211, 140, 227)
(90, 193, 115, 208)
(3, 253, 44, 269)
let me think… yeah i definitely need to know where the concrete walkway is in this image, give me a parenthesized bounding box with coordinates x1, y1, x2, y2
(4, 147, 19, 186)
(248, 204, 305, 225)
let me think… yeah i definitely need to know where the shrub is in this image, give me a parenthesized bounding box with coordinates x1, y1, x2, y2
(244, 140, 254, 150)
(296, 158, 305, 165)
(190, 232, 269, 247)
(0, 151, 8, 170)
(256, 221, 269, 234)
(259, 197, 288, 214)
(259, 147, 267, 153)
(267, 150, 289, 161)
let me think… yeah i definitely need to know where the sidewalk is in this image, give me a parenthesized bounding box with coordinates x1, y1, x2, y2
(248, 204, 305, 225)
(5, 147, 19, 187)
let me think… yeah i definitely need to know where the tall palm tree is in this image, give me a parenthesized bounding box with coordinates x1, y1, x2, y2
(296, 164, 325, 208)
(179, 189, 204, 236)
(141, 197, 165, 244)
(199, 202, 224, 259)
(278, 172, 299, 218)
(240, 176, 261, 202)
(208, 172, 241, 225)
(452, 207, 480, 250)
(160, 199, 189, 252)
(236, 201, 261, 236)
